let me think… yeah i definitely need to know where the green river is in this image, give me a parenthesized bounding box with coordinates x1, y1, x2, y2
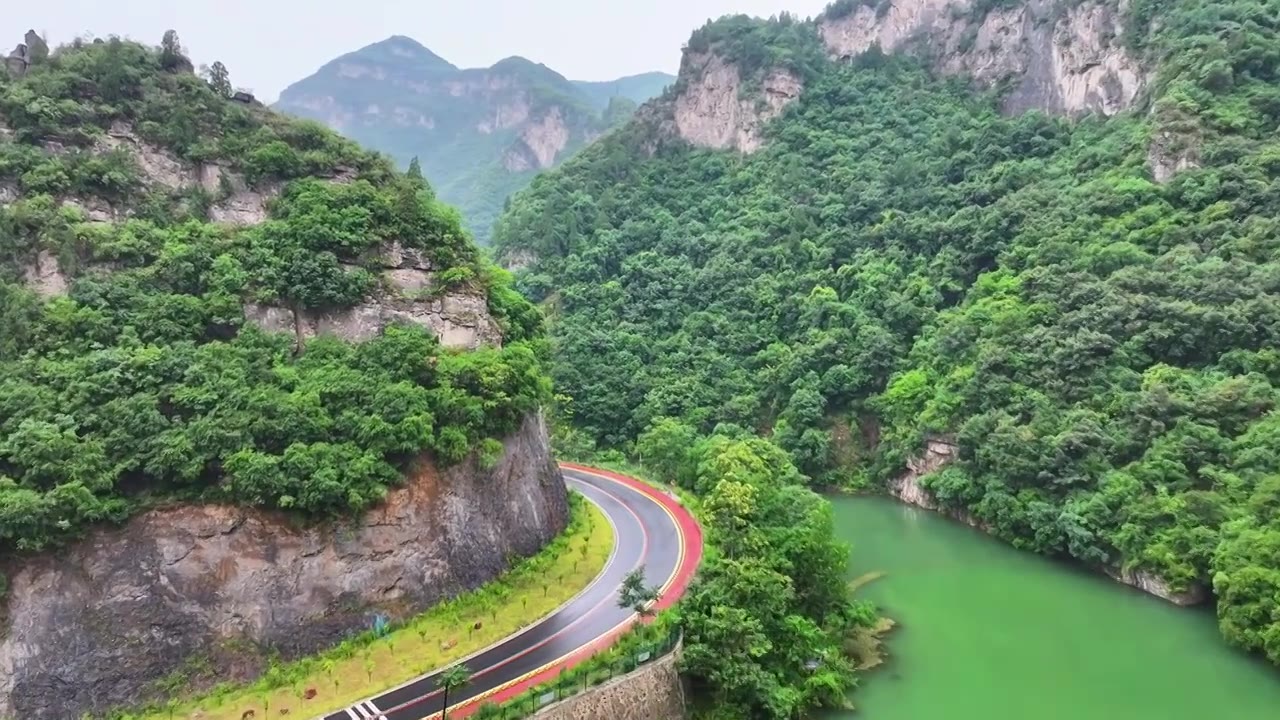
(827, 497, 1280, 720)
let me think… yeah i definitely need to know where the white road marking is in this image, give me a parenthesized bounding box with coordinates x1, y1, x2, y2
(344, 708, 361, 720)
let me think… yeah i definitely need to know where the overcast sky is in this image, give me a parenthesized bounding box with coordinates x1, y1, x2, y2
(9, 0, 832, 101)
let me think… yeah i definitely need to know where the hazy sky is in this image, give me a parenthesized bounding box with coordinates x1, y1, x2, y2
(9, 1, 832, 101)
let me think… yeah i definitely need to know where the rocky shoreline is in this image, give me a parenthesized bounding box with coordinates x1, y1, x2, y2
(885, 439, 1209, 607)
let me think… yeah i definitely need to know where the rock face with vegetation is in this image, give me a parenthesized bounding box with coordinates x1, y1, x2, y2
(820, 0, 1147, 117)
(275, 36, 673, 241)
(496, 0, 1280, 671)
(671, 52, 803, 153)
(0, 32, 559, 718)
(0, 414, 567, 719)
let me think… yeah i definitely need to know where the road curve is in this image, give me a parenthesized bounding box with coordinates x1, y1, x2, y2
(321, 464, 703, 720)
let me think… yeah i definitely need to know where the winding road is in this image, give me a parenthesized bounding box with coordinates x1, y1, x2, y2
(320, 464, 703, 720)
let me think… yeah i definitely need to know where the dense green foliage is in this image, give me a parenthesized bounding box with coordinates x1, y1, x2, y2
(636, 423, 872, 719)
(684, 12, 826, 90)
(0, 37, 548, 552)
(496, 2, 1280, 665)
(275, 37, 671, 242)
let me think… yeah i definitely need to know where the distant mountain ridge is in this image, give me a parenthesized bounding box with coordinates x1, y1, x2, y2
(573, 72, 679, 112)
(275, 36, 674, 241)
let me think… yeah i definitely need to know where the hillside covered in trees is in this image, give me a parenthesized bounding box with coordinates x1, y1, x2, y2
(495, 0, 1280, 667)
(0, 34, 548, 554)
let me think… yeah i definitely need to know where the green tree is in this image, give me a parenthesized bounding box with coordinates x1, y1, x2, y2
(490, 2, 1280, 668)
(437, 664, 472, 720)
(636, 417, 698, 486)
(0, 37, 547, 556)
(617, 566, 661, 618)
(159, 30, 188, 71)
(205, 61, 232, 98)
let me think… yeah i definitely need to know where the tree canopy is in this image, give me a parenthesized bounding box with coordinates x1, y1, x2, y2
(495, 1, 1280, 666)
(639, 424, 873, 719)
(0, 37, 549, 553)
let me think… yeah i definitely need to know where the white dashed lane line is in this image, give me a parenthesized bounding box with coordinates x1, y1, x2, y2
(347, 700, 384, 719)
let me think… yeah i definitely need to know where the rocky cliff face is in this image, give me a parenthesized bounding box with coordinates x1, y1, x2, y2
(504, 107, 572, 171)
(887, 437, 994, 533)
(1104, 566, 1209, 606)
(887, 436, 959, 512)
(646, 0, 1145, 158)
(890, 437, 1207, 606)
(32, 120, 284, 230)
(20, 249, 67, 299)
(819, 0, 1147, 117)
(671, 52, 803, 154)
(1146, 101, 1203, 183)
(0, 413, 569, 720)
(243, 240, 504, 350)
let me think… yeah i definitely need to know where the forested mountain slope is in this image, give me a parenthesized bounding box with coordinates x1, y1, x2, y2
(276, 36, 673, 242)
(494, 0, 1280, 665)
(0, 33, 548, 554)
(572, 71, 677, 112)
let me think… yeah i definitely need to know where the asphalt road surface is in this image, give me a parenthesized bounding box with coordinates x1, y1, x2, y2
(320, 464, 702, 720)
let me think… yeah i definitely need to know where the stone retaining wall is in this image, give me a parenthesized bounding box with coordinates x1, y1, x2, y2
(531, 643, 686, 720)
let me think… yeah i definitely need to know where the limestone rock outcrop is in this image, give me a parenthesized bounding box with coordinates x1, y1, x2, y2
(504, 107, 571, 171)
(4, 31, 44, 79)
(2, 147, 489, 348)
(245, 292, 501, 351)
(197, 162, 281, 225)
(648, 0, 1145, 156)
(96, 121, 192, 190)
(887, 436, 959, 512)
(244, 241, 503, 350)
(0, 413, 569, 720)
(20, 249, 68, 299)
(1147, 125, 1202, 183)
(1105, 566, 1209, 607)
(88, 123, 282, 223)
(887, 436, 992, 531)
(671, 52, 802, 153)
(819, 0, 1148, 117)
(62, 196, 118, 223)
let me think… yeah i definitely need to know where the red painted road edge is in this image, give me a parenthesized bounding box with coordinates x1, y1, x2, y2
(451, 463, 704, 718)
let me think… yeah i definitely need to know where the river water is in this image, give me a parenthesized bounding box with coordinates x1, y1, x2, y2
(827, 497, 1280, 720)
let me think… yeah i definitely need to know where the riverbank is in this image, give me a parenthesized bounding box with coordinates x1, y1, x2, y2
(131, 493, 614, 720)
(883, 469, 1209, 606)
(823, 496, 1280, 720)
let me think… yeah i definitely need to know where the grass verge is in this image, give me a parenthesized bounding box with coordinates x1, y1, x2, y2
(127, 492, 613, 720)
